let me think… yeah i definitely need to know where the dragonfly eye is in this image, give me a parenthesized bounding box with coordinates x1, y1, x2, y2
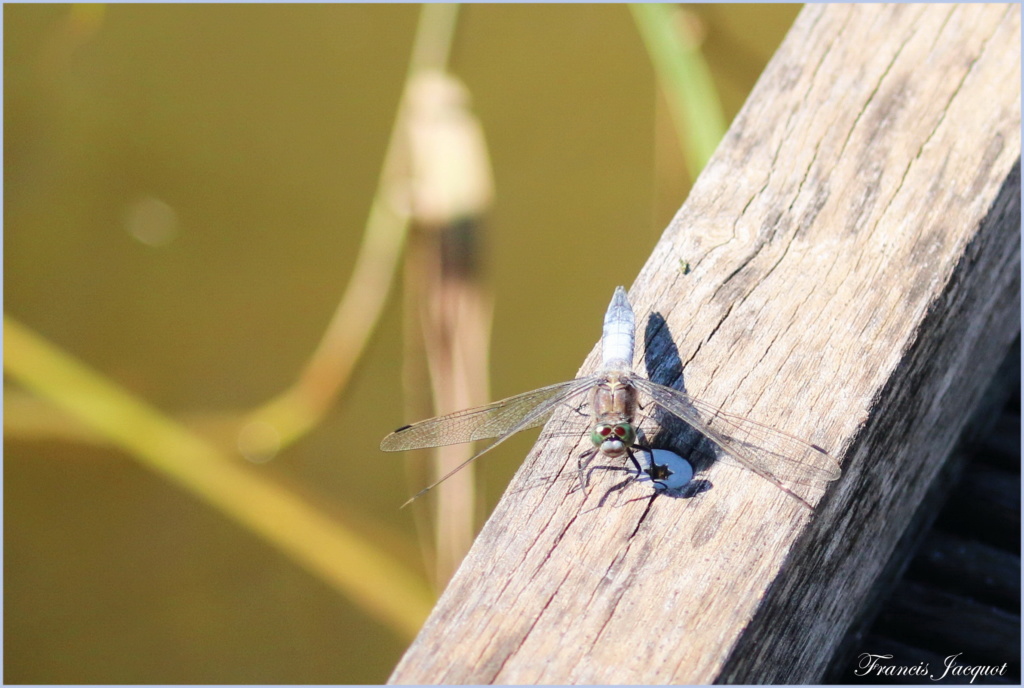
(591, 425, 616, 446)
(613, 423, 635, 444)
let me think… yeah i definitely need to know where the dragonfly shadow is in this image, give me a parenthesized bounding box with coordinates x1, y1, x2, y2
(640, 312, 724, 482)
(587, 462, 713, 508)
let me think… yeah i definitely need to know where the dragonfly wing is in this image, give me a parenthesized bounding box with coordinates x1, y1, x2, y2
(629, 376, 841, 486)
(380, 377, 598, 452)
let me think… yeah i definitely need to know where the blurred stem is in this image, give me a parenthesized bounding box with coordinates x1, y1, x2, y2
(630, 3, 727, 177)
(396, 67, 496, 587)
(5, 388, 106, 443)
(240, 4, 461, 458)
(4, 315, 433, 640)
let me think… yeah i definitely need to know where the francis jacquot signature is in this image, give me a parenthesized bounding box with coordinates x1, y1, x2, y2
(855, 653, 1010, 683)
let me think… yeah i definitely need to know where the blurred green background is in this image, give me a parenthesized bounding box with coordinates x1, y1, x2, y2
(4, 4, 800, 683)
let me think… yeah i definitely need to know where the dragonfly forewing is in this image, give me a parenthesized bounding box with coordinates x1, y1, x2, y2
(380, 377, 598, 452)
(381, 286, 842, 509)
(629, 376, 841, 487)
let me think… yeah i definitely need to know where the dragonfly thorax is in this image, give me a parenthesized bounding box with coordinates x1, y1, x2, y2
(589, 371, 638, 457)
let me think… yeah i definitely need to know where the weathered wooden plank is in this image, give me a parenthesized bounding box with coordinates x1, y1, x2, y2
(826, 355, 1020, 683)
(873, 580, 1020, 670)
(390, 4, 1020, 684)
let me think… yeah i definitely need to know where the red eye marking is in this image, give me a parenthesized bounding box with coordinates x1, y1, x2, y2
(598, 427, 612, 437)
(614, 426, 627, 437)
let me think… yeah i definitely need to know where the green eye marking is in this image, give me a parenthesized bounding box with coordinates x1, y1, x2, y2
(592, 423, 635, 447)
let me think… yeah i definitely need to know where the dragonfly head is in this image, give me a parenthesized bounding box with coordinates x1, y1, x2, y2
(591, 422, 635, 457)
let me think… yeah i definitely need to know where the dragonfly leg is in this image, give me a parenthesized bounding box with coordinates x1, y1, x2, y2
(576, 447, 598, 493)
(628, 442, 675, 491)
(624, 445, 644, 475)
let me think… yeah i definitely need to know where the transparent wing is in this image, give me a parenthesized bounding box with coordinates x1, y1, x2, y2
(629, 375, 841, 488)
(380, 377, 598, 452)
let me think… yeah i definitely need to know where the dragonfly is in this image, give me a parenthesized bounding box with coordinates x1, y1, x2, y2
(380, 286, 841, 508)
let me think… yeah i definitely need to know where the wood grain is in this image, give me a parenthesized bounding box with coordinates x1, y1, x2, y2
(389, 4, 1021, 684)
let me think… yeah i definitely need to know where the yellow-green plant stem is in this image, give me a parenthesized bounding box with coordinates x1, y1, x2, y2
(630, 3, 727, 177)
(241, 4, 462, 457)
(4, 315, 433, 640)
